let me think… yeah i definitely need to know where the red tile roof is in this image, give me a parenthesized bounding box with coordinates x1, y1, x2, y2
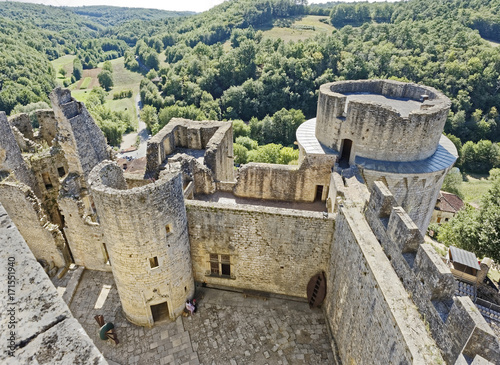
(436, 191, 464, 213)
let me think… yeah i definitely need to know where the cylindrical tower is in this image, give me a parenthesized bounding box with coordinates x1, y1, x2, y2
(88, 161, 194, 326)
(298, 79, 457, 232)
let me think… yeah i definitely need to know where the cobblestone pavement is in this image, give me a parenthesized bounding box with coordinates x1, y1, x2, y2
(70, 270, 334, 365)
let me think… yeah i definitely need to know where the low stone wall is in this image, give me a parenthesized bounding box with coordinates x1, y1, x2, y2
(186, 200, 335, 298)
(0, 203, 107, 364)
(36, 109, 58, 145)
(234, 154, 334, 202)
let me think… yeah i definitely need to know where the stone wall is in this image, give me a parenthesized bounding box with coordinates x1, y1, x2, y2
(49, 88, 111, 181)
(364, 181, 500, 364)
(0, 112, 39, 196)
(0, 182, 69, 268)
(0, 203, 107, 365)
(36, 109, 58, 146)
(8, 113, 34, 140)
(89, 161, 194, 326)
(361, 168, 449, 232)
(315, 80, 451, 162)
(186, 200, 335, 298)
(324, 202, 445, 364)
(146, 118, 234, 183)
(233, 154, 334, 202)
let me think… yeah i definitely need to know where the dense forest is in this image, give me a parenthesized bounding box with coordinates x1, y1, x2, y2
(2, 0, 500, 259)
(1, 0, 500, 169)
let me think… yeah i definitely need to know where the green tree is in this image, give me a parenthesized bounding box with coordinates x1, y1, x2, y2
(441, 167, 463, 198)
(97, 70, 113, 91)
(278, 147, 299, 165)
(73, 58, 83, 81)
(102, 60, 113, 72)
(235, 136, 258, 150)
(232, 120, 251, 140)
(233, 143, 248, 165)
(247, 143, 282, 164)
(140, 105, 159, 132)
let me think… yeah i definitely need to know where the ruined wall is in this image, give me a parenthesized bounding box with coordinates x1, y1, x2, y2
(364, 181, 500, 364)
(36, 109, 58, 146)
(8, 113, 34, 140)
(316, 80, 451, 162)
(0, 112, 39, 196)
(49, 88, 111, 181)
(0, 182, 69, 268)
(146, 118, 234, 182)
(234, 154, 333, 202)
(30, 145, 68, 227)
(324, 203, 445, 365)
(89, 161, 194, 326)
(186, 200, 335, 298)
(0, 203, 107, 365)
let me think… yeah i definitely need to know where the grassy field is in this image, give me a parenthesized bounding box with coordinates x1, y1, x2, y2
(462, 174, 493, 207)
(50, 56, 144, 127)
(51, 55, 76, 87)
(80, 77, 92, 89)
(260, 15, 335, 42)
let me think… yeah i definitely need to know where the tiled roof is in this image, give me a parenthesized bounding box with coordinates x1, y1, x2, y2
(437, 191, 464, 213)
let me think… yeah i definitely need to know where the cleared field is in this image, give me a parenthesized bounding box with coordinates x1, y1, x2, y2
(51, 54, 76, 86)
(79, 77, 92, 89)
(260, 15, 336, 42)
(53, 57, 143, 128)
(462, 174, 493, 207)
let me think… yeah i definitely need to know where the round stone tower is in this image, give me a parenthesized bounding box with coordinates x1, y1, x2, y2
(88, 161, 194, 326)
(297, 79, 457, 231)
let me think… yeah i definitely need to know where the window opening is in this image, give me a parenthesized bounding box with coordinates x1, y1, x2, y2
(339, 139, 353, 168)
(150, 256, 159, 268)
(57, 166, 66, 178)
(42, 172, 53, 190)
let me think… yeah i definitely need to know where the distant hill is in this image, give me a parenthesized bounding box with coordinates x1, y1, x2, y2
(66, 6, 194, 27)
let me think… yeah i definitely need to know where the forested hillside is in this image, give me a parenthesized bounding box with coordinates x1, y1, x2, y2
(2, 0, 500, 171)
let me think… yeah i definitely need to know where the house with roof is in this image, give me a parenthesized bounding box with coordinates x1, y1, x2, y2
(431, 190, 465, 224)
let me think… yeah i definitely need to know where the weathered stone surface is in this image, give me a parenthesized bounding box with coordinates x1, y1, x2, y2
(0, 203, 106, 364)
(89, 161, 194, 326)
(186, 200, 335, 298)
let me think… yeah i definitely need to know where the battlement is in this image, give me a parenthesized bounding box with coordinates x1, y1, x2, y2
(364, 181, 499, 363)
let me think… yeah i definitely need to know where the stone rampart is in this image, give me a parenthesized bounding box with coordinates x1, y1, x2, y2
(8, 113, 33, 140)
(324, 202, 445, 364)
(89, 161, 194, 326)
(0, 203, 107, 364)
(364, 181, 500, 364)
(316, 79, 451, 162)
(36, 109, 58, 146)
(186, 200, 335, 298)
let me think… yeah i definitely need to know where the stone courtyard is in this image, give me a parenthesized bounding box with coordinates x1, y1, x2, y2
(69, 270, 335, 365)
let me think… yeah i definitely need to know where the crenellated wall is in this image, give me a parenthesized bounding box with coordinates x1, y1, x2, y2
(363, 181, 500, 364)
(89, 161, 194, 326)
(186, 200, 335, 298)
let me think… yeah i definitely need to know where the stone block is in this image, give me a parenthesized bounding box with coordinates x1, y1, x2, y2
(413, 244, 455, 301)
(387, 206, 423, 253)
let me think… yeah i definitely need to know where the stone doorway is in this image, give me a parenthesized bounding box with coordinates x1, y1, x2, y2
(151, 301, 169, 322)
(339, 139, 353, 168)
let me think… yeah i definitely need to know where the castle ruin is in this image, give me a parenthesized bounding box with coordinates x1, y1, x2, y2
(1, 80, 499, 364)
